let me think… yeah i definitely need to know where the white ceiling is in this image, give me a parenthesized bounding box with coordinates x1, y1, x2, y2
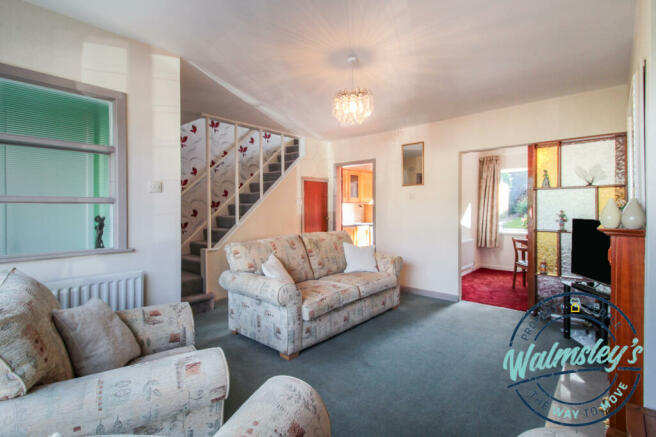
(27, 0, 635, 140)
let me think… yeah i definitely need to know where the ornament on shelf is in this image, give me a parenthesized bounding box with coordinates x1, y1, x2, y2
(599, 199, 621, 229)
(556, 210, 568, 231)
(539, 260, 548, 275)
(621, 198, 646, 230)
(541, 170, 551, 188)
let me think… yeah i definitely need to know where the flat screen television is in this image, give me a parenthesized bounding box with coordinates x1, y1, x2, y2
(571, 218, 611, 285)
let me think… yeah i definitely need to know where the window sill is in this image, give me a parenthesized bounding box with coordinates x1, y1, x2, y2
(0, 248, 135, 263)
(499, 229, 528, 236)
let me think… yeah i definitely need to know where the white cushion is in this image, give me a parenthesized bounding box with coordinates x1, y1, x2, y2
(261, 254, 295, 284)
(343, 243, 378, 273)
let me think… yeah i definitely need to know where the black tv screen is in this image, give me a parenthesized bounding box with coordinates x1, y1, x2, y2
(571, 219, 611, 285)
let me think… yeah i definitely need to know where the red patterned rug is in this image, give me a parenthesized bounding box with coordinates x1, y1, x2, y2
(461, 268, 528, 311)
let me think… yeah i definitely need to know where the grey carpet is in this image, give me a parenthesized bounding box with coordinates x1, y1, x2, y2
(195, 293, 569, 437)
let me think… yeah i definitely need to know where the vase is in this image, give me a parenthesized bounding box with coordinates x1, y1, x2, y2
(599, 199, 621, 228)
(621, 198, 646, 230)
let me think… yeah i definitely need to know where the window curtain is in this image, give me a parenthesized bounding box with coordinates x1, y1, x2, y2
(477, 156, 500, 248)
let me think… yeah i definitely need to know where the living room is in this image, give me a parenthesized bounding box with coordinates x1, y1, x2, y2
(1, 1, 655, 436)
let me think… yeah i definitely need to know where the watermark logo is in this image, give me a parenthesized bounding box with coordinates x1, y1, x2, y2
(503, 291, 643, 426)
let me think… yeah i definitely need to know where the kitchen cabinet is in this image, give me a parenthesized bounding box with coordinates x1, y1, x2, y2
(341, 169, 373, 203)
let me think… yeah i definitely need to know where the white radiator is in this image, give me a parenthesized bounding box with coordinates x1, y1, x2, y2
(461, 238, 475, 272)
(45, 271, 144, 311)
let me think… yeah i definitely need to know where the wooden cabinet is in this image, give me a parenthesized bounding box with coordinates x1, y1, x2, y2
(341, 169, 373, 203)
(601, 229, 645, 436)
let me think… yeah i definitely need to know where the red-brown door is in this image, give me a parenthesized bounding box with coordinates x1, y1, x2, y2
(303, 180, 328, 232)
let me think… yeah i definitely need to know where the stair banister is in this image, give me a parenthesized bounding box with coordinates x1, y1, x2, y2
(205, 116, 212, 250)
(234, 123, 240, 224)
(199, 112, 297, 138)
(259, 129, 264, 199)
(281, 133, 286, 173)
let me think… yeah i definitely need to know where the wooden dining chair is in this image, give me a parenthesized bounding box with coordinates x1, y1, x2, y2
(512, 237, 529, 288)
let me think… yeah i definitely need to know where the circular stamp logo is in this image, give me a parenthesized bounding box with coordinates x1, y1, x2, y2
(503, 291, 643, 426)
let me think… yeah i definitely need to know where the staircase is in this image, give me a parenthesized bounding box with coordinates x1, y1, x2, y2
(180, 126, 300, 313)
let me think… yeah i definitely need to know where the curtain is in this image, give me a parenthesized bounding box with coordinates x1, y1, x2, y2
(477, 156, 500, 248)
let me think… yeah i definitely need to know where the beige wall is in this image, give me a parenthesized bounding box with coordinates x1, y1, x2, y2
(631, 0, 655, 409)
(0, 0, 181, 305)
(332, 84, 628, 299)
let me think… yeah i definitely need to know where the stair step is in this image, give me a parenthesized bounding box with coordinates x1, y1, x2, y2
(277, 152, 299, 164)
(182, 292, 215, 314)
(285, 144, 299, 154)
(268, 162, 281, 172)
(249, 181, 275, 193)
(240, 192, 260, 204)
(181, 271, 203, 297)
(216, 215, 235, 228)
(182, 254, 201, 274)
(203, 227, 230, 242)
(263, 171, 281, 182)
(228, 203, 254, 216)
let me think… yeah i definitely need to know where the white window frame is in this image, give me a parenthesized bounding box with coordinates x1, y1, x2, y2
(499, 167, 528, 235)
(0, 62, 129, 262)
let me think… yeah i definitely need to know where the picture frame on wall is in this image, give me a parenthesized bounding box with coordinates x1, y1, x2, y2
(626, 61, 646, 206)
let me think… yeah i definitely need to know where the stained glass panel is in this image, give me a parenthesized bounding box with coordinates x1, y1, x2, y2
(536, 146, 558, 188)
(536, 188, 596, 232)
(598, 186, 627, 217)
(560, 233, 582, 279)
(561, 140, 617, 186)
(537, 231, 559, 276)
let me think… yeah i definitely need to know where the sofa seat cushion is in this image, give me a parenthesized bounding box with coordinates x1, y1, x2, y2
(225, 234, 314, 283)
(129, 345, 197, 365)
(322, 271, 398, 298)
(300, 231, 353, 279)
(0, 269, 74, 400)
(297, 280, 360, 321)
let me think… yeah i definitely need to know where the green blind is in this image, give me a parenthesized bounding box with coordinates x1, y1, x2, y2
(0, 77, 111, 145)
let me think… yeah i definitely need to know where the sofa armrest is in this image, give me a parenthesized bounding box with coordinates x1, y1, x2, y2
(0, 348, 229, 437)
(219, 271, 301, 307)
(376, 253, 403, 280)
(116, 302, 195, 355)
(215, 375, 330, 437)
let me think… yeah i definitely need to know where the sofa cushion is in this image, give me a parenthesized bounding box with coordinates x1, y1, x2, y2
(129, 345, 197, 365)
(297, 280, 360, 321)
(225, 234, 313, 283)
(0, 269, 74, 400)
(52, 298, 141, 376)
(322, 271, 398, 298)
(300, 231, 353, 279)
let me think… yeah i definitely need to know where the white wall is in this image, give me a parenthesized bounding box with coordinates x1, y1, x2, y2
(0, 0, 181, 305)
(630, 0, 656, 410)
(332, 85, 627, 299)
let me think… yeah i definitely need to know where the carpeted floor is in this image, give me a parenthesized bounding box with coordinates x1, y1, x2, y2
(462, 268, 528, 311)
(195, 293, 568, 436)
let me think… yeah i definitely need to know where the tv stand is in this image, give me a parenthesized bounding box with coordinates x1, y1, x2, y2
(561, 279, 610, 342)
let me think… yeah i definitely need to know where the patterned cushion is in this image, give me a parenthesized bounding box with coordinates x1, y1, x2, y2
(0, 269, 74, 400)
(297, 280, 360, 321)
(225, 234, 313, 283)
(322, 271, 397, 297)
(300, 231, 353, 279)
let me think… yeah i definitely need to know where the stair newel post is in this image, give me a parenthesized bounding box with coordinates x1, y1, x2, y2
(281, 133, 286, 173)
(205, 116, 212, 252)
(234, 123, 240, 224)
(259, 129, 264, 199)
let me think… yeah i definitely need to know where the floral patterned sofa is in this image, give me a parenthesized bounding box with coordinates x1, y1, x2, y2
(0, 299, 230, 436)
(219, 231, 403, 359)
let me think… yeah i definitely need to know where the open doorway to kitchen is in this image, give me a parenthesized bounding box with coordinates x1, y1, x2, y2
(335, 160, 375, 247)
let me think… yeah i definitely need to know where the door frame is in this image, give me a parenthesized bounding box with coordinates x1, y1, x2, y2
(301, 177, 329, 232)
(333, 159, 376, 246)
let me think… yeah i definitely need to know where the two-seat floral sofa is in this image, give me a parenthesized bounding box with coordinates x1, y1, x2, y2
(219, 231, 403, 359)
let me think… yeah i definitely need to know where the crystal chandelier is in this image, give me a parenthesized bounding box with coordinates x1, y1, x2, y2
(333, 56, 373, 125)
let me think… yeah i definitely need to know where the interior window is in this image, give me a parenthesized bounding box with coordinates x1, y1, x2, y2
(499, 168, 528, 233)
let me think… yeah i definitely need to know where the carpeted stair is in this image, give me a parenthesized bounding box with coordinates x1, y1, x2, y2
(182, 145, 298, 313)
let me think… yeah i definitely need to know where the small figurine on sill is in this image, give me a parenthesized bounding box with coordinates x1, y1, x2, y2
(539, 260, 548, 275)
(541, 169, 551, 188)
(94, 215, 105, 249)
(556, 210, 567, 231)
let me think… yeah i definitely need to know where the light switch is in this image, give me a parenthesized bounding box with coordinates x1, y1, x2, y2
(148, 181, 163, 193)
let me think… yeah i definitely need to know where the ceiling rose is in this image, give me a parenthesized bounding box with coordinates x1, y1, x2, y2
(333, 56, 373, 126)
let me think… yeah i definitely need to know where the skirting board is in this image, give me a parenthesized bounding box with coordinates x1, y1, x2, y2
(401, 286, 459, 303)
(477, 264, 514, 272)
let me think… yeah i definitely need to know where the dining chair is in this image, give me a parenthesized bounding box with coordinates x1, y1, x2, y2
(512, 237, 529, 288)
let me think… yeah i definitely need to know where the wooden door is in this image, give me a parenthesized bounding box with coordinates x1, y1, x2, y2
(303, 180, 328, 232)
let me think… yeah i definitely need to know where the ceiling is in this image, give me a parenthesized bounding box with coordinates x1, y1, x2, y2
(27, 0, 635, 140)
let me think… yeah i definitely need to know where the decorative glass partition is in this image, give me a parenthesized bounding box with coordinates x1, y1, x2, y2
(533, 134, 627, 304)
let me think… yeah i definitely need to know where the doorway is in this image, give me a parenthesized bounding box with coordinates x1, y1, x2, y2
(335, 160, 375, 246)
(303, 179, 329, 232)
